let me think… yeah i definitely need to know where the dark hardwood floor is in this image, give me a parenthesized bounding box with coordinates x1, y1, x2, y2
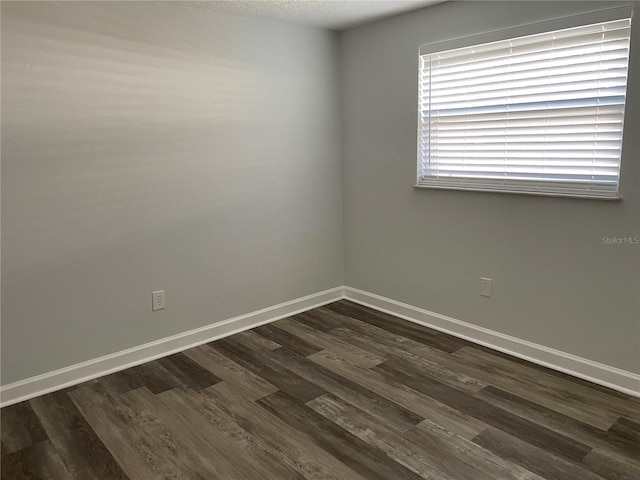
(2, 300, 639, 479)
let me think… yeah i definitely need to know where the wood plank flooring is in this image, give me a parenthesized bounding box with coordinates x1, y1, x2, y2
(2, 300, 639, 479)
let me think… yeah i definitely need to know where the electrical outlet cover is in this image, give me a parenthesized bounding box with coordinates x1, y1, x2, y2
(152, 290, 165, 311)
(480, 278, 492, 298)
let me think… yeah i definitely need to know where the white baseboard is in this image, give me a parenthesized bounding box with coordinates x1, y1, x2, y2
(344, 287, 640, 398)
(0, 286, 345, 408)
(3, 284, 638, 407)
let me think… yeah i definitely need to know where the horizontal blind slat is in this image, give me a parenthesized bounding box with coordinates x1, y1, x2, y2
(429, 44, 630, 79)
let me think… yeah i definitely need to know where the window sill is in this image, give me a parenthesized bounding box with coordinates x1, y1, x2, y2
(412, 184, 622, 201)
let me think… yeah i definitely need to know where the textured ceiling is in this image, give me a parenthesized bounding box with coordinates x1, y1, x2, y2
(175, 0, 444, 30)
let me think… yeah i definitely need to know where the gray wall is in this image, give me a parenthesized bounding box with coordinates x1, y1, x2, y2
(3, 0, 638, 386)
(1, 1, 344, 384)
(341, 1, 640, 373)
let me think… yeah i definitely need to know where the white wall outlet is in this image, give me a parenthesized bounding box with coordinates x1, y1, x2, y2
(480, 277, 492, 298)
(152, 290, 165, 311)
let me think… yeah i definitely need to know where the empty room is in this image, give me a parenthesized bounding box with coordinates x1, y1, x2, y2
(1, 0, 639, 479)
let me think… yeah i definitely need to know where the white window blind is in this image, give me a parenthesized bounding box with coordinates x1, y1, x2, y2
(417, 16, 632, 198)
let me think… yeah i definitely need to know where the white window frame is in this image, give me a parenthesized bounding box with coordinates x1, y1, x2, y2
(416, 5, 634, 199)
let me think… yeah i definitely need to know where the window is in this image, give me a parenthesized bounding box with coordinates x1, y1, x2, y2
(417, 11, 632, 198)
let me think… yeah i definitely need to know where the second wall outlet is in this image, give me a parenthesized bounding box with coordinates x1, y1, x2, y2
(152, 290, 165, 311)
(480, 277, 492, 298)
